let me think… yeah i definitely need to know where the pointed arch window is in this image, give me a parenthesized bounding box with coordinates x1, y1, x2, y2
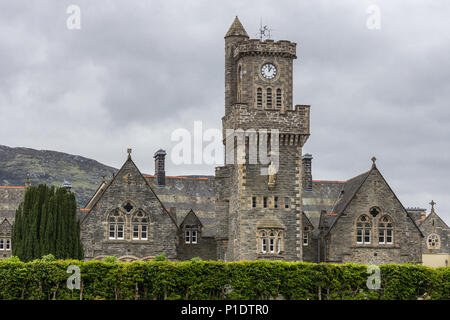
(257, 88, 263, 108)
(378, 216, 393, 244)
(276, 88, 282, 108)
(261, 232, 267, 253)
(266, 88, 272, 108)
(132, 210, 148, 240)
(108, 210, 125, 240)
(356, 215, 371, 244)
(269, 232, 275, 253)
(258, 229, 284, 254)
(237, 65, 242, 101)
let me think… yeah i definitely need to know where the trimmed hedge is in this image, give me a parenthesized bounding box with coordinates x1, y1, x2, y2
(0, 259, 448, 300)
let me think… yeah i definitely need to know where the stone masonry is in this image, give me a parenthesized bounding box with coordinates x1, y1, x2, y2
(1, 17, 447, 264)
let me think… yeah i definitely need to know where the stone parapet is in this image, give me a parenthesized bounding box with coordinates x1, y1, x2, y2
(234, 39, 297, 59)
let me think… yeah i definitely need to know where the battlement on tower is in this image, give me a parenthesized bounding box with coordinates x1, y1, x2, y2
(233, 39, 297, 59)
(222, 103, 310, 136)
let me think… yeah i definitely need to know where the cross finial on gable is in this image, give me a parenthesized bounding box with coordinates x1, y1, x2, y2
(371, 156, 377, 168)
(430, 200, 436, 212)
(127, 148, 132, 159)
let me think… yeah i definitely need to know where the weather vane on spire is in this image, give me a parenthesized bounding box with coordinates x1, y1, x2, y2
(257, 18, 273, 41)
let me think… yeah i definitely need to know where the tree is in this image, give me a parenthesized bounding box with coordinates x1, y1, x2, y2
(11, 185, 84, 261)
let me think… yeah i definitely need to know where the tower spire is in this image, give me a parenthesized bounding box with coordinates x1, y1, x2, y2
(225, 16, 249, 38)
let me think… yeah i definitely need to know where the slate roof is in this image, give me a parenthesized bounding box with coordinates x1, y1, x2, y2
(144, 175, 217, 237)
(0, 186, 26, 222)
(302, 180, 345, 229)
(225, 16, 249, 38)
(330, 170, 371, 215)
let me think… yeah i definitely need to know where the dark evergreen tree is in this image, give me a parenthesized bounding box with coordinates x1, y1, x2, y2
(11, 184, 84, 261)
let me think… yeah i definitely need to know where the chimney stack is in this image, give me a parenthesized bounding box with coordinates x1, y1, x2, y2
(302, 154, 313, 192)
(154, 149, 167, 187)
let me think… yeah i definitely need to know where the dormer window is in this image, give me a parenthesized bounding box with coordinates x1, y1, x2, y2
(185, 226, 198, 244)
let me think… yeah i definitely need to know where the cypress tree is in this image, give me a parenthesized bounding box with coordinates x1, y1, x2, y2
(11, 184, 84, 261)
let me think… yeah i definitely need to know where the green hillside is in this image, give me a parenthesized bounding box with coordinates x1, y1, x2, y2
(0, 145, 117, 206)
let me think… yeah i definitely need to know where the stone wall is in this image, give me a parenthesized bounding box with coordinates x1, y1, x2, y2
(0, 187, 25, 259)
(80, 158, 178, 261)
(326, 169, 423, 264)
(419, 210, 450, 255)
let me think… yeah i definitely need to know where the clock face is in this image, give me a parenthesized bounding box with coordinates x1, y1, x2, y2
(261, 63, 277, 79)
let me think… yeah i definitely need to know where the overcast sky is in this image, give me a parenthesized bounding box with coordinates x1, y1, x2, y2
(0, 0, 449, 222)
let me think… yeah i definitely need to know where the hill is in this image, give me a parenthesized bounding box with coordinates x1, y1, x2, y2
(0, 145, 117, 206)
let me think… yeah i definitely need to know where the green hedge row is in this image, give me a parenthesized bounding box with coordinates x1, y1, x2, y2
(0, 259, 448, 300)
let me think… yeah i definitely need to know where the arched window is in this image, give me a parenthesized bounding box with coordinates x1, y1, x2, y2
(266, 88, 272, 108)
(277, 232, 282, 253)
(261, 232, 267, 253)
(356, 215, 371, 244)
(108, 210, 125, 240)
(427, 233, 441, 249)
(276, 89, 282, 108)
(237, 66, 242, 101)
(269, 232, 275, 253)
(378, 216, 393, 244)
(132, 210, 148, 240)
(259, 229, 284, 254)
(257, 88, 262, 108)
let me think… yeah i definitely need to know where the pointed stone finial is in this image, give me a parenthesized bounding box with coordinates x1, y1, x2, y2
(127, 148, 132, 159)
(371, 156, 377, 168)
(430, 200, 436, 212)
(225, 16, 249, 38)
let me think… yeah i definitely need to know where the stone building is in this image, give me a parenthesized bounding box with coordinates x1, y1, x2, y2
(0, 176, 29, 259)
(414, 201, 450, 267)
(0, 17, 448, 264)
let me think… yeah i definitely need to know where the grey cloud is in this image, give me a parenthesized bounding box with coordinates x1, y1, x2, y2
(0, 0, 449, 222)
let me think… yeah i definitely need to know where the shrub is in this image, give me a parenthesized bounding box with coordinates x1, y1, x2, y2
(103, 256, 117, 263)
(153, 252, 167, 261)
(0, 260, 447, 300)
(41, 254, 56, 262)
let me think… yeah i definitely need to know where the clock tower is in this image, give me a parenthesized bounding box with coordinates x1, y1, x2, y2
(216, 17, 310, 261)
(224, 17, 296, 114)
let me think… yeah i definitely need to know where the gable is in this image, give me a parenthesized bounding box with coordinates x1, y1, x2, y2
(81, 156, 177, 227)
(327, 166, 423, 237)
(421, 210, 450, 231)
(180, 210, 203, 228)
(0, 218, 11, 234)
